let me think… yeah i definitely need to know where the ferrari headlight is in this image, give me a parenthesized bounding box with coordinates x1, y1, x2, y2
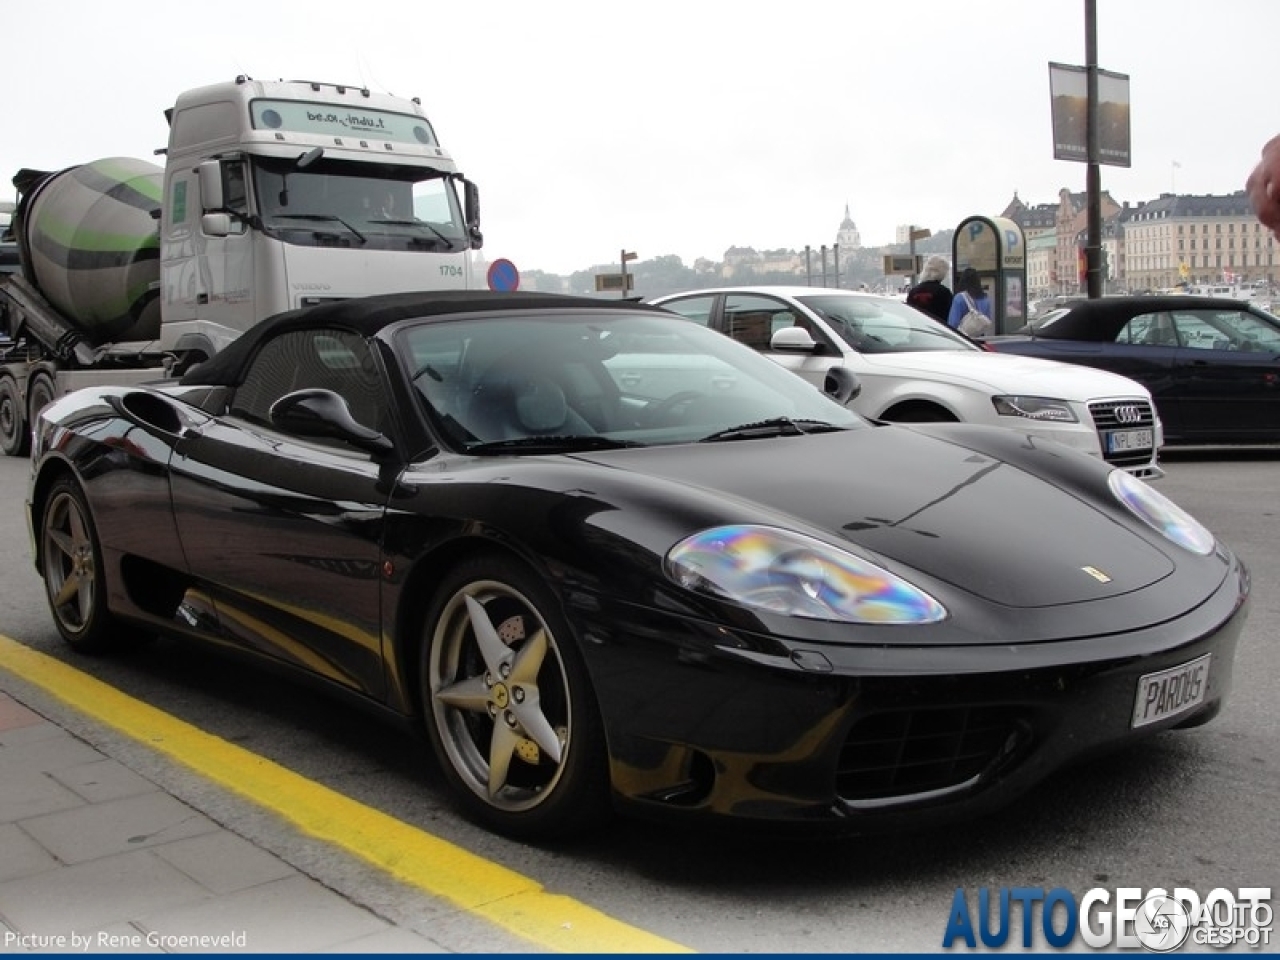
(665, 525, 947, 624)
(1109, 470, 1215, 555)
(992, 395, 1078, 422)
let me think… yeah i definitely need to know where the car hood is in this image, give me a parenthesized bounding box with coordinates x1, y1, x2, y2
(577, 426, 1174, 609)
(860, 350, 1149, 401)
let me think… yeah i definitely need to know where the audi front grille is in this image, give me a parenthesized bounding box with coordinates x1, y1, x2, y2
(1089, 399, 1157, 468)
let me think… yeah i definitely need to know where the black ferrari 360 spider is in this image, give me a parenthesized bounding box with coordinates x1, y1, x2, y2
(27, 291, 1250, 839)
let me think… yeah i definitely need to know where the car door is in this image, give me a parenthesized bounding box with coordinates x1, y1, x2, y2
(167, 327, 395, 698)
(1170, 307, 1280, 441)
(1097, 311, 1184, 435)
(717, 293, 844, 390)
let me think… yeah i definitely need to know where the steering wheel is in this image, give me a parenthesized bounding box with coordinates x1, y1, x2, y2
(643, 391, 706, 426)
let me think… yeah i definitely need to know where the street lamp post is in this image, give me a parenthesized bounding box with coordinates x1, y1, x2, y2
(908, 227, 931, 285)
(620, 249, 637, 299)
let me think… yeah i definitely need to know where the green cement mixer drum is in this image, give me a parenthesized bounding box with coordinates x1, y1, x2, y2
(20, 157, 163, 345)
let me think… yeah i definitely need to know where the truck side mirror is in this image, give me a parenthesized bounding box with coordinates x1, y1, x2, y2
(197, 160, 224, 212)
(463, 178, 483, 249)
(201, 213, 231, 238)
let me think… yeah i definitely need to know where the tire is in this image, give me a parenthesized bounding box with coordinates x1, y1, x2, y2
(40, 476, 121, 653)
(0, 374, 29, 457)
(27, 373, 56, 428)
(420, 553, 610, 839)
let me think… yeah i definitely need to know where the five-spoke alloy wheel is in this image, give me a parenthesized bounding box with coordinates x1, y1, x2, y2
(421, 554, 608, 839)
(40, 477, 120, 652)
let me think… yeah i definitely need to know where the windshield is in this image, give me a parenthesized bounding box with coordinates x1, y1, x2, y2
(796, 294, 982, 354)
(398, 309, 867, 453)
(251, 157, 466, 252)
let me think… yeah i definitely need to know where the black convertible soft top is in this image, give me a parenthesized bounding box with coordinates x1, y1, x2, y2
(181, 290, 665, 387)
(1031, 295, 1264, 340)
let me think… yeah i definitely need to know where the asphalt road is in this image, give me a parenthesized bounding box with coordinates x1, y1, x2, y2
(1, 448, 1277, 953)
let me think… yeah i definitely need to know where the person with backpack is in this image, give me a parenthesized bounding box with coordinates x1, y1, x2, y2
(947, 267, 994, 336)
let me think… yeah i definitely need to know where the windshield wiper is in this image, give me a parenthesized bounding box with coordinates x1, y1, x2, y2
(699, 417, 843, 443)
(467, 435, 644, 454)
(273, 213, 367, 244)
(369, 218, 456, 248)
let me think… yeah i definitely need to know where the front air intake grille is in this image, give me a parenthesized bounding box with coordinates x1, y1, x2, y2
(1089, 399, 1157, 467)
(836, 706, 1028, 805)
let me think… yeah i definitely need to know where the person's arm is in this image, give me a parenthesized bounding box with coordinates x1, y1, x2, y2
(946, 294, 966, 328)
(1247, 134, 1280, 234)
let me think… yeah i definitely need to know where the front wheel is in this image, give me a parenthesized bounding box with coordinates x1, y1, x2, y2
(40, 476, 121, 653)
(420, 554, 610, 839)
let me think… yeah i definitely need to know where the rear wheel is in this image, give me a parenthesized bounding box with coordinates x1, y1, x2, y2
(420, 554, 610, 839)
(27, 373, 56, 428)
(40, 476, 121, 653)
(0, 375, 28, 456)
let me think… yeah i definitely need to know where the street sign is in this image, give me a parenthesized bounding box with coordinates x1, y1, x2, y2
(486, 258, 520, 291)
(883, 255, 923, 275)
(595, 273, 634, 292)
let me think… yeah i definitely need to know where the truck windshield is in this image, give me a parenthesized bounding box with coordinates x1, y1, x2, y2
(251, 158, 466, 253)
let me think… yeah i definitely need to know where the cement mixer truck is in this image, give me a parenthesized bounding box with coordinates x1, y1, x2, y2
(0, 76, 493, 455)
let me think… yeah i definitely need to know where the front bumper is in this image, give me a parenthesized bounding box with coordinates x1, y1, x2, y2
(575, 554, 1248, 830)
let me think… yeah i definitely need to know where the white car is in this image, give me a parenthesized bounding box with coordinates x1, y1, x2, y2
(648, 286, 1163, 478)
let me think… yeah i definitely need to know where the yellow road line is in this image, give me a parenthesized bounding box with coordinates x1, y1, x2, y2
(0, 634, 691, 954)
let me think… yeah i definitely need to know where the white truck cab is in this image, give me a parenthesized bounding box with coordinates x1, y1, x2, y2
(160, 77, 485, 366)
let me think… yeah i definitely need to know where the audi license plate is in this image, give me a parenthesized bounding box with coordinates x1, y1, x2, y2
(1132, 654, 1210, 728)
(1106, 428, 1153, 453)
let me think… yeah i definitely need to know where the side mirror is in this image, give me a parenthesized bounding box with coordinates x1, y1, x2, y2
(296, 146, 325, 170)
(823, 366, 861, 405)
(197, 160, 224, 211)
(269, 388, 394, 457)
(770, 326, 819, 352)
(200, 212, 231, 237)
(461, 177, 483, 249)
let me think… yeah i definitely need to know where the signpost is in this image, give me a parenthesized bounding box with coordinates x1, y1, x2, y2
(620, 249, 637, 299)
(486, 258, 520, 292)
(883, 255, 923, 276)
(908, 227, 931, 284)
(594, 273, 634, 292)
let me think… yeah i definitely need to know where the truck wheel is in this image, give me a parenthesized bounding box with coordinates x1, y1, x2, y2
(41, 476, 122, 653)
(27, 374, 56, 428)
(0, 375, 29, 457)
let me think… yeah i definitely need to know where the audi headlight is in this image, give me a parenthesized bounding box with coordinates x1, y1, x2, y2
(1109, 470, 1215, 555)
(665, 524, 947, 624)
(992, 396, 1078, 422)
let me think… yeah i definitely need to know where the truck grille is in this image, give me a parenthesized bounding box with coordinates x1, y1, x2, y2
(835, 706, 1029, 806)
(1089, 399, 1157, 469)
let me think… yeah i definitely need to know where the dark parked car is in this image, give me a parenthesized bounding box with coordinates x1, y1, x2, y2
(28, 291, 1249, 840)
(985, 296, 1280, 444)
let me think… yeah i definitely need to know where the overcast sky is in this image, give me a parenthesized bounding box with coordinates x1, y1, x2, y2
(5, 0, 1276, 275)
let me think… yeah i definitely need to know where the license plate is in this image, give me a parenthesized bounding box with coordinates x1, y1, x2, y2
(1106, 428, 1153, 453)
(1132, 654, 1211, 728)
